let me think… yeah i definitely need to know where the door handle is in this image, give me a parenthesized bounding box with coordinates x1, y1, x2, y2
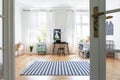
(92, 7, 120, 18)
(92, 6, 112, 38)
(92, 6, 99, 38)
(92, 6, 120, 38)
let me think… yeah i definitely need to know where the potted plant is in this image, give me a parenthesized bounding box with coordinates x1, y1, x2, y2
(29, 45, 33, 52)
(80, 38, 84, 43)
(37, 36, 42, 42)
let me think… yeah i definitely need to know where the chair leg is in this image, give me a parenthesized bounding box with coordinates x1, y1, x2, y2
(84, 50, 88, 58)
(63, 50, 65, 56)
(57, 50, 59, 55)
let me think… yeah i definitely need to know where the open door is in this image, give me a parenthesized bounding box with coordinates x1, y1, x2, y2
(4, 0, 120, 80)
(90, 0, 106, 80)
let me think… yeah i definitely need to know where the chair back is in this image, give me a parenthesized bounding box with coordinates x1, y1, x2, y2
(79, 44, 83, 50)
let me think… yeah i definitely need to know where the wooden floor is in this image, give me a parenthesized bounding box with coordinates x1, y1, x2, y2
(106, 57, 120, 80)
(15, 54, 120, 80)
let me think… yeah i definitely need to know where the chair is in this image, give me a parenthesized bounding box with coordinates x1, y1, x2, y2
(106, 40, 114, 57)
(79, 43, 90, 58)
(37, 42, 46, 55)
(83, 43, 90, 58)
(79, 44, 84, 57)
(15, 43, 23, 56)
(57, 47, 65, 56)
(79, 44, 84, 53)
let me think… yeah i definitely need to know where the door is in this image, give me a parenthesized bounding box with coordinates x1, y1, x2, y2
(0, 0, 15, 80)
(7, 0, 106, 80)
(90, 0, 106, 80)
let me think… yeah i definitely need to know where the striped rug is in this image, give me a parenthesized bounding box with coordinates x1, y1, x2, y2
(20, 61, 90, 76)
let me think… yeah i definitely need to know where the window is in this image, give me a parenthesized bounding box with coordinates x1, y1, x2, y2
(37, 12, 47, 42)
(28, 11, 47, 43)
(75, 12, 90, 43)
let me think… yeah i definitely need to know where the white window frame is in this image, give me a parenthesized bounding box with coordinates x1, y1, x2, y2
(75, 13, 90, 42)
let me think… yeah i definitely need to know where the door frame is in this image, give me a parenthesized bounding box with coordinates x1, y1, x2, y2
(3, 0, 15, 80)
(3, 0, 107, 80)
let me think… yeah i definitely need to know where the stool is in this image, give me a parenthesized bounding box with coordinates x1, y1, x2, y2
(57, 48, 65, 56)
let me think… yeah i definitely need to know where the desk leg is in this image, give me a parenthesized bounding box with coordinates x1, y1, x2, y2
(52, 44, 55, 54)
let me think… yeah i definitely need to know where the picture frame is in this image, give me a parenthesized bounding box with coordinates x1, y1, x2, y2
(53, 29, 61, 43)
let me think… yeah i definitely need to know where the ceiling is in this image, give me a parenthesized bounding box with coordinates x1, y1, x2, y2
(16, 0, 89, 9)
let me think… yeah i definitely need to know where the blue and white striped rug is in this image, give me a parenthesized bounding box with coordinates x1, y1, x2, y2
(20, 61, 90, 76)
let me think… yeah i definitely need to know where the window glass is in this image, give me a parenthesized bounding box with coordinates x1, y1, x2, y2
(0, 0, 2, 15)
(0, 18, 2, 47)
(75, 13, 90, 43)
(82, 15, 89, 24)
(0, 50, 3, 79)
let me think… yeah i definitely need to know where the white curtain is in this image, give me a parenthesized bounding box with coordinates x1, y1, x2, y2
(46, 11, 55, 54)
(46, 10, 79, 54)
(65, 11, 78, 54)
(22, 10, 80, 54)
(22, 10, 55, 53)
(22, 11, 47, 53)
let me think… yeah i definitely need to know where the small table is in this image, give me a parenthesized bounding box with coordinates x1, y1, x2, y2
(52, 42, 70, 55)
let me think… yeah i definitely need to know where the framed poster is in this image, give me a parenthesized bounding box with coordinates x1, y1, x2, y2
(53, 29, 61, 43)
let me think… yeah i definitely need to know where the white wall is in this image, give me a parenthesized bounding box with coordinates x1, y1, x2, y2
(54, 9, 70, 42)
(106, 0, 120, 58)
(15, 4, 22, 44)
(54, 10, 67, 28)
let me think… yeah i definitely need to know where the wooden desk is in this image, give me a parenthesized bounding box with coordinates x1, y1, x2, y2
(52, 42, 70, 55)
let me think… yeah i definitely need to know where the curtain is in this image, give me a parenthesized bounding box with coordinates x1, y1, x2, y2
(46, 11, 55, 54)
(22, 10, 82, 54)
(65, 11, 78, 54)
(22, 11, 47, 53)
(22, 10, 55, 53)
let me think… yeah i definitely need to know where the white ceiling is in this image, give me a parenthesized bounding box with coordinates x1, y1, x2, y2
(16, 0, 89, 9)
